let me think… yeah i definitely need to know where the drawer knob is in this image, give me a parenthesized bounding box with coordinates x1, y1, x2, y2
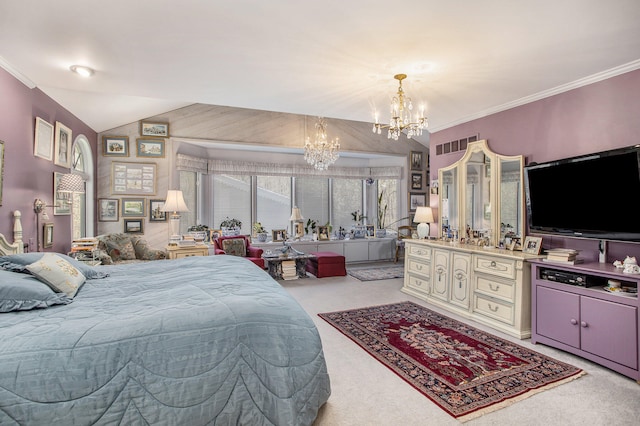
(416, 264, 422, 270)
(581, 321, 588, 328)
(488, 303, 499, 312)
(570, 319, 578, 325)
(490, 261, 496, 267)
(489, 283, 500, 292)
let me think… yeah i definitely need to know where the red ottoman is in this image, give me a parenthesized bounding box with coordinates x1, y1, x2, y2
(306, 251, 347, 278)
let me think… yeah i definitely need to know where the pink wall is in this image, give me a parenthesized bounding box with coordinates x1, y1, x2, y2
(429, 68, 640, 261)
(0, 67, 97, 253)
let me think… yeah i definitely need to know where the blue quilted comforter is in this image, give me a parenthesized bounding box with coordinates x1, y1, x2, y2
(0, 255, 330, 425)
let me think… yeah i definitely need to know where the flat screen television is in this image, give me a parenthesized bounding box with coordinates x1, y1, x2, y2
(524, 145, 640, 242)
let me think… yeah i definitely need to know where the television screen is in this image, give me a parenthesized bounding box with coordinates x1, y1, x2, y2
(524, 145, 640, 242)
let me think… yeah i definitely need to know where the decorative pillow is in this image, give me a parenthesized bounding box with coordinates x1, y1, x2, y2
(221, 238, 246, 257)
(119, 240, 137, 260)
(0, 253, 108, 279)
(0, 270, 72, 312)
(25, 253, 86, 298)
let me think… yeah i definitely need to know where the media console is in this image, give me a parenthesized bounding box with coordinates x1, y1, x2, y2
(530, 259, 640, 382)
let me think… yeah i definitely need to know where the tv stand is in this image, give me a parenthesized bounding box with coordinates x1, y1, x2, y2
(530, 259, 639, 382)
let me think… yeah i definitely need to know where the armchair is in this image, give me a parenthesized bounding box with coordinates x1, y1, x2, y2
(394, 225, 415, 263)
(214, 235, 265, 268)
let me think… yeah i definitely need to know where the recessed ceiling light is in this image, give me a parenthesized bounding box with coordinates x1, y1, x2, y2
(69, 65, 95, 77)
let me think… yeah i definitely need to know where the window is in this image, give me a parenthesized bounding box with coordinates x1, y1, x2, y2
(71, 135, 94, 238)
(213, 174, 251, 234)
(295, 177, 329, 229)
(332, 179, 362, 230)
(257, 176, 291, 234)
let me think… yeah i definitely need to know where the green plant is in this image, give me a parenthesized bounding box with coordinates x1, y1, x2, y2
(304, 218, 317, 235)
(220, 217, 242, 229)
(187, 224, 209, 232)
(377, 190, 388, 229)
(351, 210, 366, 223)
(252, 222, 266, 234)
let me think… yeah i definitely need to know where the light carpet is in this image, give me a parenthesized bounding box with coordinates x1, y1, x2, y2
(347, 266, 404, 281)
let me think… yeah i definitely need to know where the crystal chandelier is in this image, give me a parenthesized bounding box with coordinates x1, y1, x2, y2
(304, 117, 340, 171)
(372, 73, 428, 140)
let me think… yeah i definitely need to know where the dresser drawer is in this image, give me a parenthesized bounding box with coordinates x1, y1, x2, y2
(407, 258, 430, 277)
(407, 244, 431, 259)
(474, 275, 515, 303)
(473, 294, 514, 325)
(406, 274, 430, 294)
(474, 255, 516, 280)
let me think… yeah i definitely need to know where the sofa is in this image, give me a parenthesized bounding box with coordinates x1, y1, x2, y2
(213, 235, 265, 268)
(95, 233, 167, 265)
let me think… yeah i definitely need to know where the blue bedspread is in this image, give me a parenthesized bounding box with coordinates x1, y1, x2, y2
(0, 255, 330, 425)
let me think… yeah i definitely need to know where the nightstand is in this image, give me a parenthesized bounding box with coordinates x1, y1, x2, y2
(166, 245, 210, 260)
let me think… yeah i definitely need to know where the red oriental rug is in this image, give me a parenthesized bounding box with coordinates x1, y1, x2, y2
(319, 301, 584, 422)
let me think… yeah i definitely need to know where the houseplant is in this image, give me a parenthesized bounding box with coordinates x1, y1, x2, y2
(253, 222, 268, 242)
(304, 219, 317, 239)
(220, 217, 242, 236)
(187, 224, 210, 242)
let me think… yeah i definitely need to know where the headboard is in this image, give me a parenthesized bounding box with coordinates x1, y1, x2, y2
(0, 210, 24, 255)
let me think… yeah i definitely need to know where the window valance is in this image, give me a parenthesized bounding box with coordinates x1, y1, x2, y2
(175, 154, 401, 179)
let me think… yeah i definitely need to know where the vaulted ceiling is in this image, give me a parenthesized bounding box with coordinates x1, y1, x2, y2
(1, 0, 639, 135)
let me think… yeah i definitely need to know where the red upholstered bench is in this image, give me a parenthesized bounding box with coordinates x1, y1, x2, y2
(306, 251, 346, 278)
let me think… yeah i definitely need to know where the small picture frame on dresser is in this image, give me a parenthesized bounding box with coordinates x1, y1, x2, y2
(523, 236, 543, 254)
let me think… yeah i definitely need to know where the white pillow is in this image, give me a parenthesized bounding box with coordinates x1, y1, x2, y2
(26, 253, 86, 298)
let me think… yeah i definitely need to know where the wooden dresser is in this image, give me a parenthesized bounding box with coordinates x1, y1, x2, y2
(402, 239, 542, 339)
(166, 245, 210, 260)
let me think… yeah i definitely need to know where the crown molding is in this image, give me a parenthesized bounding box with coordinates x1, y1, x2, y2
(0, 56, 36, 89)
(430, 59, 640, 133)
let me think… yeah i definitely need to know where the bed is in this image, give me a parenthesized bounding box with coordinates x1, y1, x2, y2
(0, 214, 330, 425)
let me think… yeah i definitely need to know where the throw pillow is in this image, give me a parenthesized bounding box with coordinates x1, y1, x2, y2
(0, 253, 108, 279)
(221, 238, 247, 257)
(25, 253, 86, 298)
(119, 240, 137, 260)
(0, 270, 72, 312)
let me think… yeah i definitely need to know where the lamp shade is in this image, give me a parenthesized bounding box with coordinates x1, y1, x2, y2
(57, 174, 85, 194)
(413, 206, 434, 239)
(161, 190, 189, 213)
(289, 206, 303, 221)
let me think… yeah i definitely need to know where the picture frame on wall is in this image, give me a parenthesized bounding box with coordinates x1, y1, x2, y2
(124, 218, 144, 234)
(34, 117, 54, 161)
(53, 172, 71, 215)
(410, 151, 423, 170)
(98, 199, 119, 222)
(121, 198, 145, 217)
(111, 162, 157, 195)
(43, 223, 54, 248)
(140, 121, 169, 137)
(411, 172, 423, 190)
(149, 199, 167, 221)
(408, 192, 427, 212)
(54, 121, 72, 168)
(136, 138, 165, 158)
(102, 136, 129, 157)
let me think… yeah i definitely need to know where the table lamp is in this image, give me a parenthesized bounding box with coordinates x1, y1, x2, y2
(289, 206, 304, 240)
(161, 190, 189, 244)
(413, 206, 434, 239)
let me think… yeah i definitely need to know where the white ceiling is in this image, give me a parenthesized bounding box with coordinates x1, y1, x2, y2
(1, 0, 639, 134)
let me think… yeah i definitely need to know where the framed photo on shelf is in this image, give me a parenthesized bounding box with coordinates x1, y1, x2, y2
(272, 229, 286, 242)
(98, 198, 119, 222)
(209, 229, 222, 241)
(523, 236, 543, 254)
(411, 172, 423, 190)
(54, 121, 72, 168)
(121, 198, 145, 217)
(317, 226, 330, 240)
(111, 162, 157, 195)
(410, 151, 423, 170)
(102, 136, 129, 157)
(149, 199, 167, 221)
(408, 192, 427, 213)
(34, 117, 54, 161)
(43, 223, 54, 248)
(53, 172, 71, 215)
(140, 121, 170, 137)
(124, 218, 144, 234)
(365, 224, 376, 238)
(136, 138, 165, 158)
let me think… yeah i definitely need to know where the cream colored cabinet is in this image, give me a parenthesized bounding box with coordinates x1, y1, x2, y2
(402, 240, 539, 339)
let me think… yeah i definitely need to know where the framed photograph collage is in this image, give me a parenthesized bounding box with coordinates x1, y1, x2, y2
(408, 150, 429, 213)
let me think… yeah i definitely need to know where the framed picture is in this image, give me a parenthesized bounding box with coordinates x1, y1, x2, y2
(136, 138, 165, 158)
(272, 229, 286, 242)
(53, 172, 71, 215)
(149, 199, 167, 221)
(43, 223, 54, 248)
(408, 192, 427, 212)
(102, 136, 129, 157)
(209, 229, 222, 241)
(140, 121, 170, 137)
(523, 236, 543, 254)
(121, 198, 145, 217)
(98, 198, 119, 222)
(54, 121, 72, 168)
(34, 117, 54, 161)
(411, 172, 423, 190)
(353, 225, 366, 239)
(295, 222, 304, 238)
(365, 224, 376, 238)
(111, 162, 157, 195)
(124, 218, 144, 234)
(317, 226, 330, 240)
(410, 151, 423, 170)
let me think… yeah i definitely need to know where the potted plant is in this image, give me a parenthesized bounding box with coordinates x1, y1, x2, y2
(187, 224, 210, 242)
(377, 190, 388, 237)
(220, 217, 242, 236)
(253, 222, 268, 242)
(304, 218, 317, 239)
(350, 210, 366, 226)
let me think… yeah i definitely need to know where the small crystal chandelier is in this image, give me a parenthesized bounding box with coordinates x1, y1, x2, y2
(372, 73, 428, 140)
(304, 117, 340, 171)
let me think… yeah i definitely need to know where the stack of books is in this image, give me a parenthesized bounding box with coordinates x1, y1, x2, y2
(543, 248, 583, 264)
(70, 238, 99, 261)
(281, 260, 298, 280)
